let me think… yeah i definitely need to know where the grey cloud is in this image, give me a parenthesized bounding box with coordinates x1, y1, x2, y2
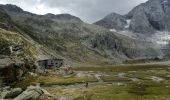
(39, 0, 148, 23)
(0, 0, 148, 23)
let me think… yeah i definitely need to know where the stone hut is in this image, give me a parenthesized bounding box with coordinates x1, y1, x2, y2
(37, 58, 64, 69)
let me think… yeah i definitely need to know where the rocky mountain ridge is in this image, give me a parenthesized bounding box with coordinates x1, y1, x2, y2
(95, 0, 170, 34)
(0, 4, 165, 65)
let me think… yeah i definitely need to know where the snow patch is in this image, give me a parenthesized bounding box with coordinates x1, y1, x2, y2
(116, 30, 139, 39)
(149, 31, 170, 45)
(125, 19, 131, 29)
(111, 30, 170, 47)
(110, 28, 117, 32)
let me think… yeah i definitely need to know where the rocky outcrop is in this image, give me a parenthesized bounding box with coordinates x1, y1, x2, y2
(95, 0, 170, 34)
(14, 86, 43, 100)
(0, 87, 22, 99)
(94, 13, 127, 30)
(126, 0, 170, 34)
(0, 85, 43, 100)
(44, 13, 82, 22)
(0, 4, 23, 13)
(84, 33, 161, 61)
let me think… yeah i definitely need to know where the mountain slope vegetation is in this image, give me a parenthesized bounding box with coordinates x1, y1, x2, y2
(0, 4, 163, 65)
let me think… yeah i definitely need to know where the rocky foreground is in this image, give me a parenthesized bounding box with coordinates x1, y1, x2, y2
(0, 85, 42, 100)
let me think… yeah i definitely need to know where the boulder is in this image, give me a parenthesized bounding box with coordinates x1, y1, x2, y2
(14, 86, 43, 100)
(5, 88, 22, 98)
(0, 88, 22, 99)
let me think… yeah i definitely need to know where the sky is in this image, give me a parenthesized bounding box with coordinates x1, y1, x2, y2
(0, 0, 148, 23)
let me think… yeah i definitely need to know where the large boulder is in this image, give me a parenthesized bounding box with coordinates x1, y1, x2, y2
(14, 86, 43, 100)
(5, 88, 22, 98)
(0, 88, 22, 99)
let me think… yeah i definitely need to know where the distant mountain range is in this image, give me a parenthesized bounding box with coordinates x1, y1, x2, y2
(0, 0, 170, 65)
(95, 0, 170, 34)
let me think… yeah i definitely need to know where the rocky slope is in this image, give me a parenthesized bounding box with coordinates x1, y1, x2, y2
(95, 0, 170, 34)
(0, 4, 163, 65)
(0, 28, 43, 60)
(95, 13, 127, 30)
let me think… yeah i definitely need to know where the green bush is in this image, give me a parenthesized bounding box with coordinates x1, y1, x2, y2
(128, 83, 150, 96)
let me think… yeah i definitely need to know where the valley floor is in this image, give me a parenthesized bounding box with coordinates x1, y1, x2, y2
(14, 63, 170, 100)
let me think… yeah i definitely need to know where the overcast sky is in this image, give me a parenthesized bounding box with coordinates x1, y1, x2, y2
(0, 0, 148, 23)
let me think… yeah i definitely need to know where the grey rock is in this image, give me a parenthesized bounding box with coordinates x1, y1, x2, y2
(0, 4, 165, 64)
(4, 88, 22, 99)
(1, 4, 23, 13)
(0, 88, 22, 99)
(95, 13, 127, 30)
(95, 0, 170, 34)
(14, 86, 43, 100)
(126, 0, 170, 34)
(127, 7, 155, 34)
(44, 13, 82, 22)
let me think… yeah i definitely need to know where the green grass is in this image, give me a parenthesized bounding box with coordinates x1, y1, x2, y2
(73, 81, 170, 100)
(0, 28, 39, 59)
(101, 76, 131, 82)
(37, 75, 98, 86)
(13, 73, 98, 88)
(125, 71, 151, 80)
(73, 64, 170, 72)
(12, 74, 37, 89)
(12, 63, 170, 99)
(124, 69, 170, 81)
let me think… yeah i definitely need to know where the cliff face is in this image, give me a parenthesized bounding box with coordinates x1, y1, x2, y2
(94, 13, 127, 30)
(95, 0, 170, 34)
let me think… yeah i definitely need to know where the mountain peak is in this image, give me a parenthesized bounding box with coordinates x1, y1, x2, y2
(0, 4, 82, 22)
(105, 13, 122, 19)
(44, 13, 82, 22)
(0, 4, 23, 13)
(95, 0, 170, 34)
(95, 12, 127, 30)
